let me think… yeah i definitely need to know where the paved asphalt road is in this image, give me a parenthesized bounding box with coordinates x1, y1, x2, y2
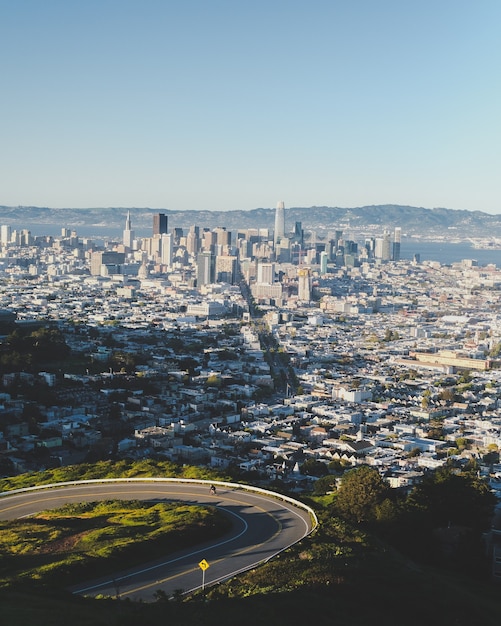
(0, 480, 314, 601)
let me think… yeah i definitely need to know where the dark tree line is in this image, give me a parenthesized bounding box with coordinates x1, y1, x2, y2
(0, 325, 70, 373)
(330, 464, 496, 577)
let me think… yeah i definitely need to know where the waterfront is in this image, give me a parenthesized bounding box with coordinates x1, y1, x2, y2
(401, 237, 500, 266)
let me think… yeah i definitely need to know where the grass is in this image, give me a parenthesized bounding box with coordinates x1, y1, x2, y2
(0, 458, 229, 492)
(0, 499, 230, 589)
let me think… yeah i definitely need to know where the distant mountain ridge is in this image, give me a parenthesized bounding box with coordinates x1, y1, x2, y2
(0, 204, 500, 238)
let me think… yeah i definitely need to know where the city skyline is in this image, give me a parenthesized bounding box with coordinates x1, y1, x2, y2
(1, 1, 500, 214)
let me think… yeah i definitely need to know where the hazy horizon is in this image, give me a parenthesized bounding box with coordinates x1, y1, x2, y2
(1, 203, 499, 216)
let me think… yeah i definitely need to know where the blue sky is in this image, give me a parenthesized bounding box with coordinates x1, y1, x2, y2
(1, 0, 500, 213)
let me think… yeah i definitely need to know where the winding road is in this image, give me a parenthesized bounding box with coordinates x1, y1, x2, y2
(0, 479, 315, 601)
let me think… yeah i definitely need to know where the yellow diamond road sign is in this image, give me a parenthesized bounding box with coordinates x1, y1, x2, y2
(199, 559, 210, 571)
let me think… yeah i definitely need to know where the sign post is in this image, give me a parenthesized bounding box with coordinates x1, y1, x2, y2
(198, 559, 210, 591)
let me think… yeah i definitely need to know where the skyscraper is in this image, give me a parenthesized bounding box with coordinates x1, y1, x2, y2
(293, 221, 303, 245)
(160, 233, 173, 267)
(375, 230, 392, 262)
(197, 251, 214, 286)
(320, 251, 328, 275)
(153, 213, 168, 236)
(186, 226, 199, 256)
(123, 210, 134, 249)
(298, 267, 312, 302)
(202, 229, 217, 251)
(215, 255, 237, 284)
(274, 201, 285, 246)
(257, 261, 275, 284)
(0, 224, 11, 245)
(214, 226, 231, 247)
(393, 227, 401, 261)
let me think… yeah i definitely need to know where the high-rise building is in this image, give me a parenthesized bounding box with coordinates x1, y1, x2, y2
(375, 231, 392, 262)
(320, 251, 328, 275)
(293, 221, 303, 243)
(0, 224, 11, 245)
(172, 227, 184, 244)
(257, 262, 275, 284)
(197, 251, 214, 286)
(160, 233, 173, 267)
(237, 237, 251, 259)
(153, 213, 168, 236)
(275, 239, 291, 263)
(202, 229, 217, 251)
(90, 251, 125, 276)
(123, 210, 135, 250)
(215, 255, 237, 284)
(274, 201, 285, 246)
(214, 227, 231, 247)
(393, 227, 401, 261)
(150, 235, 162, 260)
(186, 225, 200, 256)
(298, 267, 312, 302)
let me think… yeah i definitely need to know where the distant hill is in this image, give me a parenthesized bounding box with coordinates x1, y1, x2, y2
(1, 204, 500, 239)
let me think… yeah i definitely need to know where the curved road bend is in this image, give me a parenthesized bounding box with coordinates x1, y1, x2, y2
(0, 481, 314, 601)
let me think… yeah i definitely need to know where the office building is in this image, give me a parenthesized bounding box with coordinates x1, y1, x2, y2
(393, 227, 401, 261)
(293, 221, 303, 245)
(202, 229, 217, 251)
(214, 227, 231, 247)
(123, 210, 135, 250)
(298, 267, 312, 302)
(274, 201, 285, 246)
(257, 262, 275, 285)
(186, 226, 200, 255)
(197, 251, 214, 286)
(172, 227, 184, 244)
(275, 239, 291, 263)
(153, 213, 168, 236)
(375, 231, 392, 262)
(0, 224, 11, 245)
(237, 237, 251, 259)
(90, 251, 125, 276)
(215, 255, 237, 284)
(320, 251, 328, 275)
(160, 233, 173, 267)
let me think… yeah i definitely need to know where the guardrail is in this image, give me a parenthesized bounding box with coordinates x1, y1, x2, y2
(0, 476, 318, 537)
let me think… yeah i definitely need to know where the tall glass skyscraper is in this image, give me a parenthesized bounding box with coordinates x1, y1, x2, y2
(393, 227, 401, 261)
(274, 201, 285, 246)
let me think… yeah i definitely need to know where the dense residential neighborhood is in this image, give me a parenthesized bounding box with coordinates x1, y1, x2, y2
(1, 215, 501, 511)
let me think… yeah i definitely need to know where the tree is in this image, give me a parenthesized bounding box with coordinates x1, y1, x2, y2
(334, 465, 390, 524)
(312, 474, 338, 495)
(384, 329, 399, 342)
(206, 374, 222, 388)
(438, 387, 455, 404)
(489, 342, 501, 357)
(407, 447, 421, 458)
(301, 458, 328, 477)
(421, 389, 431, 409)
(407, 466, 495, 532)
(111, 351, 136, 374)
